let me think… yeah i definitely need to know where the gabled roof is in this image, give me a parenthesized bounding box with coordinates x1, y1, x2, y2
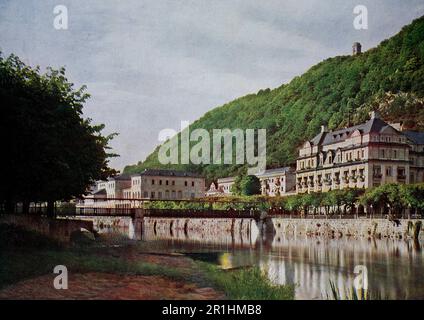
(404, 131, 424, 144)
(309, 116, 401, 147)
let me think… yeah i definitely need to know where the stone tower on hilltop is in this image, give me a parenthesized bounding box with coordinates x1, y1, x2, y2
(353, 42, 362, 55)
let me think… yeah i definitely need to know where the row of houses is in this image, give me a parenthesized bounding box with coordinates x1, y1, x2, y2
(81, 169, 205, 209)
(81, 111, 424, 208)
(206, 111, 424, 197)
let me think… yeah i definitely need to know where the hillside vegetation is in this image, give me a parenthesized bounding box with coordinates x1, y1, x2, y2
(125, 16, 424, 181)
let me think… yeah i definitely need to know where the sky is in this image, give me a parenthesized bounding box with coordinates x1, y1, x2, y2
(1, 0, 424, 170)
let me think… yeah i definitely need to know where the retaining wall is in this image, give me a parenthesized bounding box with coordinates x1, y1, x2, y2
(143, 217, 260, 245)
(270, 217, 424, 240)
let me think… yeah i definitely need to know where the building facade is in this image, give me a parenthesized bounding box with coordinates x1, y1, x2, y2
(216, 177, 236, 195)
(80, 169, 205, 209)
(129, 169, 205, 200)
(296, 111, 424, 194)
(256, 167, 296, 197)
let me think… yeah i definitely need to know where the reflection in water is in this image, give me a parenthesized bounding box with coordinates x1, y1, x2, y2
(93, 217, 424, 300)
(256, 236, 424, 299)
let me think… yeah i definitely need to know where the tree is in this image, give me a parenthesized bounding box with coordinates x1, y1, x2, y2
(232, 175, 261, 196)
(0, 53, 117, 216)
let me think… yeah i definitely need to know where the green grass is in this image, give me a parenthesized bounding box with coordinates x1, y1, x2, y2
(0, 223, 186, 289)
(196, 261, 295, 300)
(0, 223, 294, 300)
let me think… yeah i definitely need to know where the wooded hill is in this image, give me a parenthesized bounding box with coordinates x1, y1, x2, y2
(124, 16, 424, 182)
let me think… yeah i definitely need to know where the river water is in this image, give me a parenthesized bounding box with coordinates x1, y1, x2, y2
(97, 217, 424, 300)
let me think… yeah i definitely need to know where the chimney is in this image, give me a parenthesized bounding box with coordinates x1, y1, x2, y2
(353, 42, 362, 55)
(370, 111, 380, 119)
(321, 125, 328, 133)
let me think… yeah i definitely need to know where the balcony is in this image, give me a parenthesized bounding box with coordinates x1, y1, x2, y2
(333, 178, 340, 185)
(349, 176, 357, 183)
(342, 176, 349, 184)
(358, 175, 365, 182)
(323, 179, 332, 186)
(397, 174, 406, 180)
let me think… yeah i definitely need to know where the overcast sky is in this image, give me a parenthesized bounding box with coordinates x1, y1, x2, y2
(1, 0, 424, 170)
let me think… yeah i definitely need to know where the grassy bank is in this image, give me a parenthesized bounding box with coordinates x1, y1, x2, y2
(0, 224, 185, 289)
(196, 261, 295, 300)
(0, 223, 294, 300)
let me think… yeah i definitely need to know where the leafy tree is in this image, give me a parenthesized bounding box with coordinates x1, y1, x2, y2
(233, 175, 261, 196)
(0, 53, 117, 216)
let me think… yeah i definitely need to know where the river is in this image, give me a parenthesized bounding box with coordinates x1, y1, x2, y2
(96, 216, 424, 300)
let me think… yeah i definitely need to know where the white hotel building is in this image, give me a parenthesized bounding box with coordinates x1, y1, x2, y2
(296, 111, 424, 193)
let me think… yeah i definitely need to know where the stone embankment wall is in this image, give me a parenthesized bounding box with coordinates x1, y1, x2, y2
(269, 218, 424, 240)
(0, 214, 93, 242)
(143, 217, 259, 245)
(60, 215, 141, 240)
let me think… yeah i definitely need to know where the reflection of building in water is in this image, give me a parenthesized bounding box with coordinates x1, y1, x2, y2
(257, 235, 424, 299)
(142, 217, 259, 247)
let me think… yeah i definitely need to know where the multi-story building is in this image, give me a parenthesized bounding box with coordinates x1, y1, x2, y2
(296, 111, 424, 194)
(404, 131, 424, 183)
(256, 167, 296, 197)
(217, 177, 236, 195)
(129, 169, 205, 200)
(105, 174, 132, 207)
(80, 170, 205, 209)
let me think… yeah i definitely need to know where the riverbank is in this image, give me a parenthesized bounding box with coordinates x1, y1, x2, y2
(0, 223, 294, 300)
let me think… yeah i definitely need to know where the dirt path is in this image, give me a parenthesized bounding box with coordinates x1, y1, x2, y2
(0, 272, 224, 300)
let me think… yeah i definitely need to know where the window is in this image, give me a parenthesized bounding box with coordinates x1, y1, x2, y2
(192, 181, 195, 187)
(151, 191, 155, 198)
(172, 180, 175, 186)
(151, 179, 155, 185)
(184, 181, 188, 186)
(393, 150, 397, 159)
(166, 180, 169, 185)
(158, 192, 162, 199)
(143, 191, 148, 198)
(361, 150, 364, 158)
(373, 166, 381, 177)
(386, 166, 392, 177)
(159, 180, 162, 185)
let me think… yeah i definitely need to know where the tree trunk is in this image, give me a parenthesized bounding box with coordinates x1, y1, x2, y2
(5, 198, 14, 214)
(46, 200, 55, 218)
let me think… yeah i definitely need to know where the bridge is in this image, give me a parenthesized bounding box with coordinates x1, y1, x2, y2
(59, 197, 266, 220)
